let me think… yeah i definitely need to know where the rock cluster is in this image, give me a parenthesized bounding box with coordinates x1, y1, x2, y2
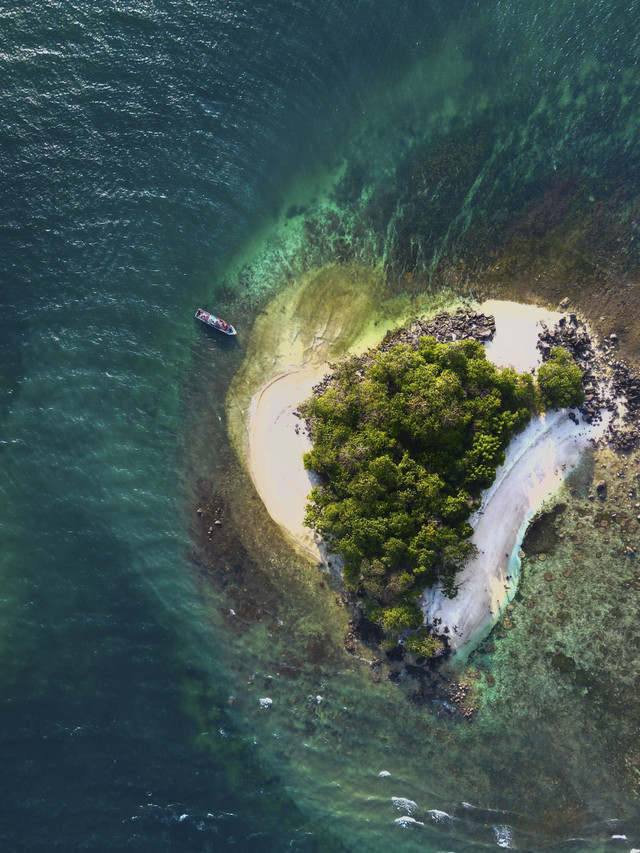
(345, 601, 383, 650)
(536, 313, 606, 424)
(380, 306, 496, 352)
(536, 312, 640, 450)
(609, 361, 640, 450)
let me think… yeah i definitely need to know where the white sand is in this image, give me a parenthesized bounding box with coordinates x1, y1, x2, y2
(248, 364, 335, 564)
(247, 299, 606, 656)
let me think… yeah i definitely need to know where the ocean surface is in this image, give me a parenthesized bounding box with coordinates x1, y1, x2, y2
(2, 1, 640, 850)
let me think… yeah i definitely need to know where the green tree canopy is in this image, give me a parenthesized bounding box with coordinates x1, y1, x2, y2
(299, 337, 541, 648)
(537, 347, 585, 409)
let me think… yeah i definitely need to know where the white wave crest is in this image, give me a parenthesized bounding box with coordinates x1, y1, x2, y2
(394, 816, 424, 828)
(392, 796, 418, 815)
(493, 824, 515, 848)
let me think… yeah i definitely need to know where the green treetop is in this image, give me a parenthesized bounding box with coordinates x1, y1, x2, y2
(299, 336, 543, 648)
(537, 346, 585, 409)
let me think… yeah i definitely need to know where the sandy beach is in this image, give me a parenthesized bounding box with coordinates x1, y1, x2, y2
(247, 364, 331, 563)
(421, 408, 603, 661)
(245, 298, 606, 656)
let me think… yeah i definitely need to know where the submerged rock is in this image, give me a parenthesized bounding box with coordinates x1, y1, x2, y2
(521, 503, 567, 556)
(550, 652, 576, 673)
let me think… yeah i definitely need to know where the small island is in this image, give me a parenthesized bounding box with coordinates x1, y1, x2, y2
(234, 287, 637, 665)
(298, 319, 583, 658)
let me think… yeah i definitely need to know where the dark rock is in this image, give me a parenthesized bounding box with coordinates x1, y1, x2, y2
(379, 308, 496, 353)
(551, 651, 576, 673)
(521, 503, 567, 556)
(384, 643, 405, 662)
(348, 602, 383, 646)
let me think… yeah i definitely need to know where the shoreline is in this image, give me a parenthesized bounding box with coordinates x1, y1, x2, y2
(243, 298, 608, 655)
(421, 407, 607, 663)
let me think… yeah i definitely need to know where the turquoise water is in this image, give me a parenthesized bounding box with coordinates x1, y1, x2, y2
(2, 1, 640, 850)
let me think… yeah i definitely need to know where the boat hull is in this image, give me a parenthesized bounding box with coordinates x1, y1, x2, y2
(194, 308, 237, 335)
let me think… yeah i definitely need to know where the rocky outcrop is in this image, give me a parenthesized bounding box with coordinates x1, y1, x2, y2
(380, 306, 495, 351)
(537, 313, 605, 424)
(536, 312, 640, 450)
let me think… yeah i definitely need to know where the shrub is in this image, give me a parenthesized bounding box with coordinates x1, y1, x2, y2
(404, 631, 446, 659)
(378, 602, 424, 632)
(537, 347, 584, 409)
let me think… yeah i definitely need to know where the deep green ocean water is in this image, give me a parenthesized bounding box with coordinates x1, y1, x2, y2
(2, 1, 640, 850)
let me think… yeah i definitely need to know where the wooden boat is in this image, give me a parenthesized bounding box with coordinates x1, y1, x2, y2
(194, 308, 237, 336)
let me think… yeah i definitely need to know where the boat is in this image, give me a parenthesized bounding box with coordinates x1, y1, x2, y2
(194, 308, 237, 336)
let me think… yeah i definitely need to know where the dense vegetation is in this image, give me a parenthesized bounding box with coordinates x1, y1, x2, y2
(299, 338, 534, 645)
(299, 337, 583, 651)
(538, 346, 585, 409)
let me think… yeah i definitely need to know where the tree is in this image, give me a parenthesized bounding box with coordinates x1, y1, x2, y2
(537, 347, 584, 409)
(298, 335, 540, 653)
